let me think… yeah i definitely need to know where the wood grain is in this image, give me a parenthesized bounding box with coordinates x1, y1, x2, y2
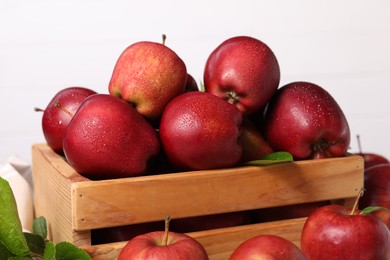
(72, 153, 363, 231)
(32, 143, 90, 246)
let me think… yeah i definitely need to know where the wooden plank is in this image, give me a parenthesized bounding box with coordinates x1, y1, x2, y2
(72, 154, 363, 231)
(82, 217, 306, 260)
(32, 144, 90, 246)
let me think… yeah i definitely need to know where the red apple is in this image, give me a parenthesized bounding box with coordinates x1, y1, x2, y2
(239, 119, 273, 163)
(63, 94, 160, 180)
(185, 73, 199, 92)
(204, 35, 280, 116)
(263, 81, 350, 160)
(159, 91, 243, 171)
(301, 203, 390, 259)
(171, 211, 252, 233)
(359, 163, 390, 228)
(359, 153, 389, 169)
(109, 35, 187, 121)
(118, 216, 208, 260)
(229, 234, 307, 260)
(355, 134, 389, 169)
(37, 87, 97, 154)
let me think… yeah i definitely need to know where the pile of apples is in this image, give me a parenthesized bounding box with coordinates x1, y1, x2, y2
(39, 34, 351, 180)
(37, 35, 390, 259)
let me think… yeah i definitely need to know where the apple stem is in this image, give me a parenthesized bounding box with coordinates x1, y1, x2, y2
(350, 187, 365, 215)
(54, 101, 74, 118)
(163, 214, 171, 246)
(34, 107, 45, 112)
(226, 91, 240, 105)
(162, 34, 167, 46)
(356, 134, 362, 153)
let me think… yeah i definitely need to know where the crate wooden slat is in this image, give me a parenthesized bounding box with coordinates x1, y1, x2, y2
(32, 143, 91, 245)
(72, 154, 362, 231)
(32, 143, 364, 259)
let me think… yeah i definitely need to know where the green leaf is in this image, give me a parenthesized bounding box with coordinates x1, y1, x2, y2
(0, 177, 30, 256)
(24, 232, 45, 255)
(55, 242, 91, 260)
(360, 206, 390, 215)
(0, 242, 15, 259)
(43, 241, 56, 260)
(33, 216, 47, 240)
(244, 151, 294, 166)
(8, 257, 32, 260)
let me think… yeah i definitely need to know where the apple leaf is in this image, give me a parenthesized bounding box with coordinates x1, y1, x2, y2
(0, 178, 91, 260)
(23, 232, 45, 255)
(33, 216, 47, 240)
(43, 242, 56, 260)
(0, 177, 30, 256)
(55, 242, 91, 260)
(360, 206, 390, 215)
(244, 151, 294, 166)
(0, 242, 15, 259)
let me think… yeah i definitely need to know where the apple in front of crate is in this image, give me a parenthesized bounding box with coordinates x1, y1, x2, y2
(37, 86, 97, 154)
(109, 35, 187, 121)
(263, 81, 350, 160)
(63, 94, 160, 180)
(359, 164, 390, 228)
(301, 203, 390, 259)
(159, 91, 243, 171)
(118, 216, 208, 260)
(204, 36, 280, 116)
(229, 234, 307, 260)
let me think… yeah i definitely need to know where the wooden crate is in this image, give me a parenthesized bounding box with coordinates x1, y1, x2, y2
(32, 143, 364, 259)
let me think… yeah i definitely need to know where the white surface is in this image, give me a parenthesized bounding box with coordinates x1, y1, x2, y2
(1, 0, 390, 164)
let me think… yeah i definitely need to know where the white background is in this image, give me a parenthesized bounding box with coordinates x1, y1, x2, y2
(1, 0, 390, 164)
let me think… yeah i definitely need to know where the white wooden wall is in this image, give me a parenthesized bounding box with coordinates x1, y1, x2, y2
(1, 0, 390, 164)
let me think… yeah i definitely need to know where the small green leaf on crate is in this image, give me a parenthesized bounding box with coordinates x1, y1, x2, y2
(33, 216, 47, 240)
(360, 206, 390, 215)
(0, 177, 30, 256)
(55, 241, 91, 260)
(24, 232, 45, 255)
(244, 151, 294, 166)
(43, 241, 56, 260)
